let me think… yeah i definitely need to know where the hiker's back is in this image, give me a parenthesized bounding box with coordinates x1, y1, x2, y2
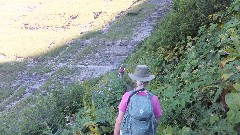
(120, 91, 156, 135)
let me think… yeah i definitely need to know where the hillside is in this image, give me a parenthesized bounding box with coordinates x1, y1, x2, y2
(0, 0, 171, 112)
(0, 0, 172, 134)
(1, 0, 239, 134)
(124, 0, 240, 134)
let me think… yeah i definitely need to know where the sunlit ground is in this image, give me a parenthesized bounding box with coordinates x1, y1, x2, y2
(0, 0, 140, 63)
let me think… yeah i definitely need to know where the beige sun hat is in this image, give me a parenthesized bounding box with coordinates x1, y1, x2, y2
(128, 65, 155, 82)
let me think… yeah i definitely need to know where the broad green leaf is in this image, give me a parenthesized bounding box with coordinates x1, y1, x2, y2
(233, 83, 240, 92)
(236, 66, 240, 71)
(89, 125, 97, 133)
(181, 126, 192, 134)
(225, 92, 240, 110)
(225, 92, 240, 124)
(163, 88, 177, 99)
(213, 88, 223, 102)
(222, 73, 234, 80)
(84, 121, 96, 127)
(220, 57, 236, 67)
(226, 110, 235, 121)
(226, 110, 240, 124)
(236, 111, 240, 122)
(100, 126, 111, 132)
(210, 114, 219, 125)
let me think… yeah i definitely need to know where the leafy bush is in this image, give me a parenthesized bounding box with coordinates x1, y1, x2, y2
(158, 0, 231, 48)
(125, 0, 232, 74)
(71, 72, 126, 134)
(0, 95, 58, 134)
(0, 83, 85, 134)
(125, 0, 238, 134)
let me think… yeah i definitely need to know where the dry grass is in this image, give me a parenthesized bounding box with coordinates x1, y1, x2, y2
(0, 0, 143, 63)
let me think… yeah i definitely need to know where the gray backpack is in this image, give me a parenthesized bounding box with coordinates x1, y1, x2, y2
(120, 89, 156, 135)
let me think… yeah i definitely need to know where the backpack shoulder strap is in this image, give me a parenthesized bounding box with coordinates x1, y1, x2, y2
(147, 92, 156, 134)
(127, 88, 145, 105)
(147, 92, 154, 99)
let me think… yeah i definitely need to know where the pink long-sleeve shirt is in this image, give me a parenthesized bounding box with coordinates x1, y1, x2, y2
(118, 91, 163, 119)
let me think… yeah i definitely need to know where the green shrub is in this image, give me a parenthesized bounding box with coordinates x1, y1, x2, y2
(159, 1, 239, 134)
(0, 83, 85, 134)
(71, 72, 126, 134)
(125, 0, 238, 134)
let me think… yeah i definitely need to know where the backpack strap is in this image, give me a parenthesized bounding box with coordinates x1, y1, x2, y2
(147, 92, 154, 101)
(127, 88, 145, 105)
(147, 92, 156, 134)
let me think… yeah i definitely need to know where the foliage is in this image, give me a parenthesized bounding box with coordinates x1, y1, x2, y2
(125, 0, 232, 74)
(0, 0, 238, 134)
(125, 0, 239, 134)
(0, 83, 84, 134)
(160, 0, 230, 47)
(71, 72, 126, 135)
(0, 62, 27, 104)
(52, 83, 85, 115)
(0, 95, 58, 134)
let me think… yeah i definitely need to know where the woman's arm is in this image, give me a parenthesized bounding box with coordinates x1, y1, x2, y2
(114, 111, 125, 135)
(152, 95, 163, 120)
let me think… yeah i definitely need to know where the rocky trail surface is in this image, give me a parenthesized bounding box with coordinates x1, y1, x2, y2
(0, 0, 171, 112)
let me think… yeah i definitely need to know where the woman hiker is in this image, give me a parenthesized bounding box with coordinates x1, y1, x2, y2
(114, 65, 163, 135)
(118, 64, 126, 79)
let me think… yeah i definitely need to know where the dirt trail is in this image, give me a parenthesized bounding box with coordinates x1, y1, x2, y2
(1, 0, 172, 112)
